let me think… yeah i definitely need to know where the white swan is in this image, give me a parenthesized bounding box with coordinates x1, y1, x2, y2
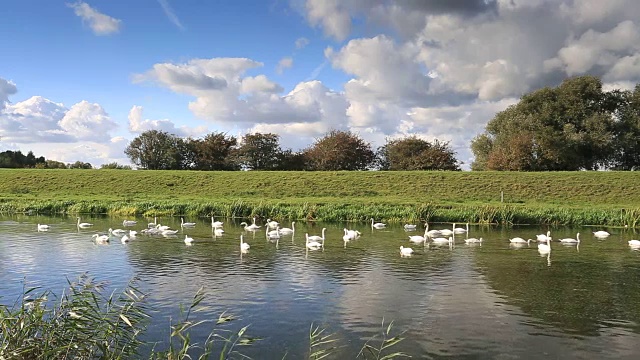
(538, 238, 551, 254)
(184, 235, 194, 245)
(240, 235, 250, 252)
(122, 219, 137, 226)
(438, 223, 455, 236)
(77, 217, 93, 228)
(593, 230, 610, 238)
(559, 232, 580, 244)
(400, 246, 414, 257)
(156, 224, 170, 231)
(214, 228, 224, 236)
(181, 217, 196, 227)
(240, 218, 261, 230)
(404, 224, 417, 230)
(308, 228, 326, 242)
(266, 219, 279, 230)
(37, 224, 50, 231)
(344, 229, 360, 239)
(267, 226, 281, 240)
(211, 216, 224, 228)
(92, 234, 109, 243)
(109, 228, 126, 236)
(408, 228, 428, 244)
(148, 216, 158, 228)
(465, 237, 483, 244)
(121, 235, 130, 244)
(453, 223, 469, 234)
(431, 236, 452, 245)
(305, 233, 323, 250)
(425, 223, 441, 238)
(161, 229, 179, 236)
(279, 222, 295, 235)
(628, 240, 640, 247)
(536, 230, 551, 242)
(509, 237, 531, 244)
(129, 230, 137, 237)
(371, 218, 386, 229)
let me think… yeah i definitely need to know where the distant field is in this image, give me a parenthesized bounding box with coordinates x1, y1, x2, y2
(1, 169, 639, 225)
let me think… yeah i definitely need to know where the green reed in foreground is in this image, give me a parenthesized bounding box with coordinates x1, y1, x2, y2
(1, 277, 409, 359)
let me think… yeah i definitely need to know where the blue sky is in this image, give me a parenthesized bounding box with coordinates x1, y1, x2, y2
(2, 0, 640, 167)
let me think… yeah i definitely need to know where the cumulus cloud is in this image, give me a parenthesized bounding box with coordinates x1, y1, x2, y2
(276, 57, 293, 74)
(0, 79, 118, 145)
(0, 78, 17, 111)
(128, 105, 207, 137)
(68, 1, 121, 35)
(135, 58, 347, 127)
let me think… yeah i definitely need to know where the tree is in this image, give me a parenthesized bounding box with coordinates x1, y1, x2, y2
(100, 162, 132, 170)
(303, 130, 375, 171)
(68, 161, 93, 169)
(377, 136, 460, 171)
(471, 76, 618, 171)
(610, 85, 640, 170)
(274, 149, 306, 170)
(124, 130, 185, 170)
(235, 133, 282, 170)
(191, 132, 239, 171)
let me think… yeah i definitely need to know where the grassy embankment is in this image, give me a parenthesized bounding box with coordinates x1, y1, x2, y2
(1, 169, 640, 226)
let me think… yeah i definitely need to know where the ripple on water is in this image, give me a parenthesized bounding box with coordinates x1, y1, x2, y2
(3, 218, 640, 358)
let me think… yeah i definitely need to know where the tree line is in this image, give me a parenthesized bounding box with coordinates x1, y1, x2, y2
(0, 150, 130, 170)
(124, 130, 460, 171)
(472, 76, 640, 171)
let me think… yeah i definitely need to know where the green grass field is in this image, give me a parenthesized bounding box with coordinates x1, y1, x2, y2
(1, 169, 639, 226)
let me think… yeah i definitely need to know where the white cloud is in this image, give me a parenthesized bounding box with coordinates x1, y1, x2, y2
(295, 37, 310, 49)
(59, 100, 118, 141)
(128, 105, 207, 137)
(158, 0, 185, 30)
(276, 57, 293, 74)
(68, 2, 121, 35)
(136, 58, 347, 126)
(304, 0, 352, 41)
(549, 20, 640, 76)
(0, 80, 118, 145)
(0, 78, 17, 111)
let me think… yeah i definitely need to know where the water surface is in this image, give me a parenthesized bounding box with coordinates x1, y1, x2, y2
(2, 215, 640, 359)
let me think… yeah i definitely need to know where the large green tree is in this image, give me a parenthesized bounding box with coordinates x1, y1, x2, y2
(377, 136, 460, 171)
(303, 130, 375, 171)
(190, 132, 239, 171)
(610, 85, 640, 170)
(124, 130, 186, 170)
(471, 76, 620, 171)
(235, 133, 282, 170)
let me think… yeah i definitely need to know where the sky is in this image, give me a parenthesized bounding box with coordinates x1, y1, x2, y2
(2, 0, 640, 169)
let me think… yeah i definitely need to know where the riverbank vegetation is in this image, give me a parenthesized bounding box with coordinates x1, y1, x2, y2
(0, 277, 406, 359)
(1, 169, 639, 226)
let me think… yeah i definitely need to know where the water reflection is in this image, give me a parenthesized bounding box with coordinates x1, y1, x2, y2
(1, 215, 640, 358)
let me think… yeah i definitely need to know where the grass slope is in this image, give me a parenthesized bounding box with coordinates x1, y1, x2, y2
(1, 169, 639, 225)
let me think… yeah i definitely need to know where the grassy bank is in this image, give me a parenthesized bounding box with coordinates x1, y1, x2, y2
(1, 169, 639, 226)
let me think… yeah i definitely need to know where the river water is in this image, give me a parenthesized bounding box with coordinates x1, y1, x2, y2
(2, 214, 640, 359)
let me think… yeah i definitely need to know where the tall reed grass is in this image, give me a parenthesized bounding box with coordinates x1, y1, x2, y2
(0, 198, 638, 226)
(1, 277, 409, 359)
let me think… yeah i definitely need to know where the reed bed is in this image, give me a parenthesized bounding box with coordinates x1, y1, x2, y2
(0, 198, 638, 226)
(1, 277, 407, 359)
